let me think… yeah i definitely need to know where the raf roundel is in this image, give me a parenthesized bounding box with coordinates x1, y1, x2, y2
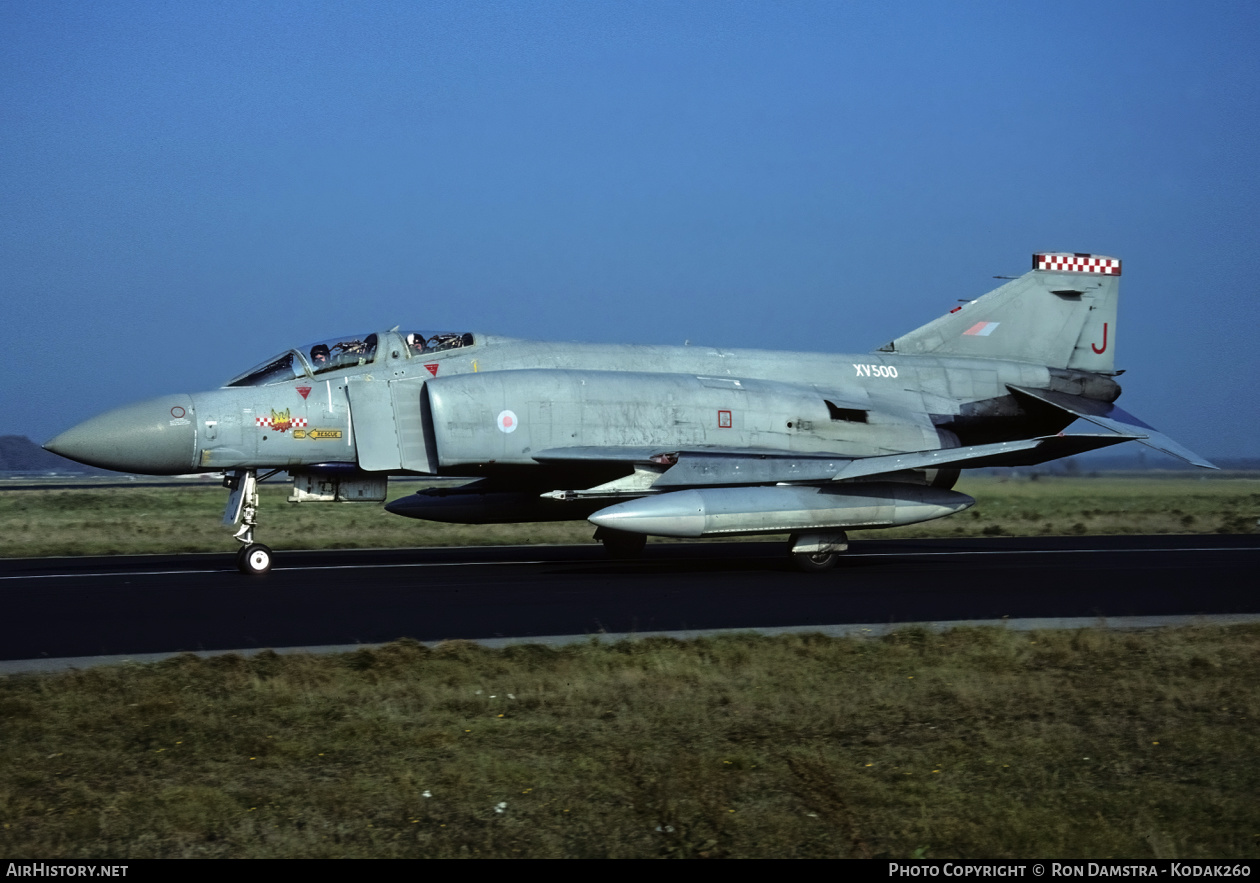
(496, 409, 519, 434)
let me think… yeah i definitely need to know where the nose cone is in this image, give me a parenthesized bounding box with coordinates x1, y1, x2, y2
(44, 395, 197, 475)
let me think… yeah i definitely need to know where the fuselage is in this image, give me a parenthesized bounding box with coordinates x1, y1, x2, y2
(44, 329, 1119, 478)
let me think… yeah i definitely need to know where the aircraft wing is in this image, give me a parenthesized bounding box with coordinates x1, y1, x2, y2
(1007, 386, 1217, 469)
(531, 380, 1216, 489)
(532, 432, 1139, 489)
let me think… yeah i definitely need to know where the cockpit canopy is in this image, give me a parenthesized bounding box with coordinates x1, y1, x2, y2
(225, 330, 474, 387)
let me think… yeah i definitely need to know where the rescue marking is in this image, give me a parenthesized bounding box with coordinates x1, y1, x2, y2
(853, 364, 899, 378)
(170, 406, 185, 419)
(1091, 322, 1109, 355)
(297, 386, 311, 399)
(425, 363, 439, 377)
(294, 428, 343, 440)
(718, 410, 732, 428)
(963, 322, 1000, 337)
(497, 410, 519, 433)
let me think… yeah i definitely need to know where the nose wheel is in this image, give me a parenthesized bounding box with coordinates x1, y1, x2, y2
(224, 469, 281, 575)
(236, 543, 274, 575)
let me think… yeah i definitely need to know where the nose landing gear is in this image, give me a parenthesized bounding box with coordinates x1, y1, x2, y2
(235, 542, 274, 575)
(224, 469, 280, 575)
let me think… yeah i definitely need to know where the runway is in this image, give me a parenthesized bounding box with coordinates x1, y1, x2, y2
(2, 535, 1258, 671)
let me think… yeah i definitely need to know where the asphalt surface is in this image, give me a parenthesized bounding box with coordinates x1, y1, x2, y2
(2, 535, 1258, 667)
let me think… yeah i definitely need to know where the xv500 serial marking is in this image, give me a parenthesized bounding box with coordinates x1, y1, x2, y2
(854, 364, 899, 378)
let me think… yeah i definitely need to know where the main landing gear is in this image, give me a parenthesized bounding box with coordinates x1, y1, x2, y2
(788, 531, 848, 573)
(224, 469, 281, 575)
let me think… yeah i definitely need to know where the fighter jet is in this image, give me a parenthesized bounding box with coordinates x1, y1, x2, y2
(45, 252, 1214, 574)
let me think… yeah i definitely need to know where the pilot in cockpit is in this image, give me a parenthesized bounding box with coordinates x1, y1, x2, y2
(406, 333, 427, 354)
(427, 332, 468, 351)
(310, 344, 331, 369)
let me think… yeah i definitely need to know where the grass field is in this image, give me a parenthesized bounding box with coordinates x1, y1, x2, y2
(3, 474, 1257, 858)
(1, 473, 1257, 558)
(1, 626, 1257, 859)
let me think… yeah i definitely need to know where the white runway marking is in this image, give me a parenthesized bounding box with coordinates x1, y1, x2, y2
(0, 559, 548, 580)
(1, 544, 1255, 581)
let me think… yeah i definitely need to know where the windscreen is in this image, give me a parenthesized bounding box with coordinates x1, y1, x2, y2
(225, 351, 304, 388)
(225, 333, 380, 387)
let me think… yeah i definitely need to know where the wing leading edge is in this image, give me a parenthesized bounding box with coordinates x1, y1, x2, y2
(533, 432, 1141, 491)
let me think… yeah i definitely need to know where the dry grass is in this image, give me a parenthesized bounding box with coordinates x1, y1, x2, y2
(869, 474, 1260, 540)
(0, 482, 595, 557)
(1, 626, 1258, 858)
(1, 474, 1257, 558)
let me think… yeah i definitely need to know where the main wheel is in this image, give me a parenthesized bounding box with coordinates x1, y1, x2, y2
(791, 550, 838, 573)
(238, 543, 274, 575)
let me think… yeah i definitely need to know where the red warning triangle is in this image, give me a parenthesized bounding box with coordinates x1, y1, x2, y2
(296, 386, 311, 399)
(425, 363, 439, 377)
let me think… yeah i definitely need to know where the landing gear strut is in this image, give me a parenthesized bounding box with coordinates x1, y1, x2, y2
(224, 469, 280, 575)
(594, 526, 647, 560)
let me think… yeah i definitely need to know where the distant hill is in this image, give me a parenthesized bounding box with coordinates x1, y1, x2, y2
(1213, 458, 1260, 471)
(0, 435, 108, 474)
(1025, 451, 1260, 473)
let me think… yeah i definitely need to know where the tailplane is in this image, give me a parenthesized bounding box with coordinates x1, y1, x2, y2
(878, 253, 1120, 372)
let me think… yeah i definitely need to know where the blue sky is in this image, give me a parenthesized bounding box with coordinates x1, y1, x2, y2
(4, 1, 1258, 458)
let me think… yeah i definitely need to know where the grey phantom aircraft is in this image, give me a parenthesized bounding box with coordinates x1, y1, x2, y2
(45, 252, 1214, 574)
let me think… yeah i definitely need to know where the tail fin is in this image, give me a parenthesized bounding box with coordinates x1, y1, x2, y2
(877, 253, 1120, 372)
